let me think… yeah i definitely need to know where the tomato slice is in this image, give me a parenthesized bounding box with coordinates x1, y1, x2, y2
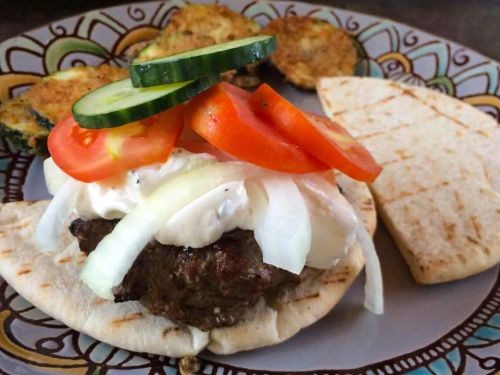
(176, 140, 236, 162)
(48, 106, 184, 182)
(185, 82, 328, 173)
(249, 83, 382, 182)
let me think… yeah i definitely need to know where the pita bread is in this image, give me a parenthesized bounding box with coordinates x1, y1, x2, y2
(318, 76, 500, 284)
(0, 174, 375, 357)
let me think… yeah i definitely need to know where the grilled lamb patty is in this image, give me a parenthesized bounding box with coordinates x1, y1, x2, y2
(69, 218, 299, 331)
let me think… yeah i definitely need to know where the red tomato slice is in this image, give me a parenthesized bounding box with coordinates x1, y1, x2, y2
(249, 83, 382, 182)
(48, 106, 184, 182)
(185, 82, 328, 173)
(176, 140, 236, 162)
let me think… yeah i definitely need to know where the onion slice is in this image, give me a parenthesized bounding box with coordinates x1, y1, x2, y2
(80, 162, 261, 300)
(254, 176, 311, 274)
(355, 217, 384, 314)
(35, 179, 81, 252)
(295, 174, 357, 269)
(44, 157, 71, 195)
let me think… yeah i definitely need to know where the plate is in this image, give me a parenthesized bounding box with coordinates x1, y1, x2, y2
(0, 1, 499, 374)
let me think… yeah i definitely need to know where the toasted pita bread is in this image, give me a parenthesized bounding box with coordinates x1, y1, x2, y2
(0, 174, 375, 357)
(318, 76, 500, 284)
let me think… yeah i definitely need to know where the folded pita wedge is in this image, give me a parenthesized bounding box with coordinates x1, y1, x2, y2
(318, 76, 500, 284)
(0, 174, 375, 357)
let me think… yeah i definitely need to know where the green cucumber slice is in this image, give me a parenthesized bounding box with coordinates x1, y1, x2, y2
(130, 35, 276, 87)
(72, 76, 219, 129)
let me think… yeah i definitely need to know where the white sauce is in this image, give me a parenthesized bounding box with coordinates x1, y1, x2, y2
(75, 149, 216, 220)
(156, 180, 253, 248)
(44, 148, 357, 271)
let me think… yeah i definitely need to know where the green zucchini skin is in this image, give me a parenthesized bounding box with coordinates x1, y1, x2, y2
(129, 36, 276, 87)
(0, 123, 48, 156)
(73, 76, 220, 129)
(0, 94, 49, 156)
(32, 110, 54, 129)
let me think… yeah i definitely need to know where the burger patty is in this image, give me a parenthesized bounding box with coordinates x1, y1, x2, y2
(69, 219, 299, 331)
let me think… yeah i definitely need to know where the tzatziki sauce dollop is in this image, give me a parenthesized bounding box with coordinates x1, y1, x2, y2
(43, 148, 358, 271)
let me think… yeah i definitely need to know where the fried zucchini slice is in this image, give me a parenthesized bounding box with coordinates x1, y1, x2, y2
(132, 4, 262, 88)
(26, 65, 127, 127)
(263, 16, 357, 90)
(132, 4, 263, 88)
(135, 4, 261, 63)
(135, 31, 215, 63)
(0, 94, 49, 155)
(166, 4, 260, 43)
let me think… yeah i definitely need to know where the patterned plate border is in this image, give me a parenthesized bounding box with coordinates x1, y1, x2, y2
(0, 1, 498, 374)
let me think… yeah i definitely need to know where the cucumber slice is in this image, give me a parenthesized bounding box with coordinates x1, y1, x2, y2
(72, 76, 219, 129)
(130, 35, 276, 87)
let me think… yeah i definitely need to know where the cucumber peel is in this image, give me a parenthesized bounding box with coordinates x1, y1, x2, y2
(130, 35, 276, 87)
(72, 76, 219, 129)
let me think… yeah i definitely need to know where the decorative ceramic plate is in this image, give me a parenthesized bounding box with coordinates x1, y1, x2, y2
(0, 1, 499, 374)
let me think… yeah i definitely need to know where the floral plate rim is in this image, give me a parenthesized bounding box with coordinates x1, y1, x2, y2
(0, 1, 499, 374)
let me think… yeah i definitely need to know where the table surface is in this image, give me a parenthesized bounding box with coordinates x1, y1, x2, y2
(0, 0, 499, 62)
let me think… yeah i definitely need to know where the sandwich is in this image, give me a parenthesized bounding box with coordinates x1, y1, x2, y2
(0, 36, 384, 357)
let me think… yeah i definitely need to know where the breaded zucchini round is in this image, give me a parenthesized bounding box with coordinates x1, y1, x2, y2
(134, 31, 215, 63)
(263, 16, 357, 90)
(131, 4, 262, 88)
(0, 94, 48, 155)
(166, 4, 261, 43)
(26, 65, 127, 127)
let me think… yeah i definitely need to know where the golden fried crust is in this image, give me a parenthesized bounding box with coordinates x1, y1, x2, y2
(0, 93, 48, 153)
(26, 65, 127, 125)
(166, 4, 260, 43)
(133, 4, 262, 88)
(263, 16, 357, 90)
(134, 31, 215, 62)
(0, 94, 39, 135)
